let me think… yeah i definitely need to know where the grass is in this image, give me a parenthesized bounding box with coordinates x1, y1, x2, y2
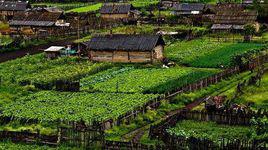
(225, 71, 268, 109)
(0, 35, 12, 46)
(130, 0, 158, 7)
(67, 3, 102, 13)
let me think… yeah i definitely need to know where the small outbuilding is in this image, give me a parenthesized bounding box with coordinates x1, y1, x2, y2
(84, 34, 165, 63)
(44, 46, 65, 59)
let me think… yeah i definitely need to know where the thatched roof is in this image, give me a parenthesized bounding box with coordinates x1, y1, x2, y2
(9, 11, 63, 27)
(0, 1, 30, 11)
(84, 34, 165, 52)
(100, 3, 133, 14)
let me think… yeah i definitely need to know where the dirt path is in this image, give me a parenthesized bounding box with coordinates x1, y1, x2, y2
(126, 96, 208, 143)
(127, 72, 255, 143)
(0, 38, 75, 63)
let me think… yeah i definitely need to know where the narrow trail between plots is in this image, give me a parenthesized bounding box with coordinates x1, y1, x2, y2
(126, 96, 207, 143)
(127, 72, 255, 143)
(0, 38, 75, 63)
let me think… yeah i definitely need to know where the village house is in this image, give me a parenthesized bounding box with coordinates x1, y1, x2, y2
(211, 4, 257, 31)
(99, 3, 140, 21)
(0, 1, 31, 20)
(9, 10, 69, 36)
(173, 3, 205, 15)
(84, 34, 165, 63)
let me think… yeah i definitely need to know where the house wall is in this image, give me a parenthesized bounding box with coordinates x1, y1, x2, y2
(100, 13, 129, 20)
(90, 50, 152, 63)
(153, 45, 164, 60)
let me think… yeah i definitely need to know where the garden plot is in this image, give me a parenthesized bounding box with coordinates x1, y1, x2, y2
(0, 54, 110, 88)
(165, 39, 265, 68)
(167, 120, 255, 143)
(80, 67, 219, 94)
(1, 91, 158, 124)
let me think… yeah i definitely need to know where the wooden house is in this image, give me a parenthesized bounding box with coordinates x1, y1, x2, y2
(9, 10, 69, 35)
(99, 3, 140, 21)
(0, 1, 31, 20)
(211, 4, 257, 31)
(84, 34, 165, 63)
(173, 3, 205, 15)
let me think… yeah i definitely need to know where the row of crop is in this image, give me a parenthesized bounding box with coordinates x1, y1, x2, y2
(0, 91, 159, 125)
(80, 66, 219, 94)
(0, 54, 111, 89)
(165, 39, 266, 68)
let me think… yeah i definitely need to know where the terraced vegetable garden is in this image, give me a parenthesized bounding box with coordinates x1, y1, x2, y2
(165, 39, 266, 68)
(0, 54, 111, 88)
(1, 91, 158, 124)
(80, 66, 219, 94)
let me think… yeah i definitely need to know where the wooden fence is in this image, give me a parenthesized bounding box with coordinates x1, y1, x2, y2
(0, 52, 267, 149)
(99, 66, 240, 130)
(0, 131, 59, 146)
(149, 110, 268, 149)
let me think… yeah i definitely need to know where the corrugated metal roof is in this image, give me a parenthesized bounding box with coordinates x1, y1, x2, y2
(9, 20, 55, 26)
(211, 24, 244, 30)
(44, 46, 65, 52)
(211, 24, 232, 30)
(84, 34, 165, 52)
(9, 11, 62, 27)
(173, 3, 205, 11)
(0, 1, 30, 11)
(100, 3, 133, 14)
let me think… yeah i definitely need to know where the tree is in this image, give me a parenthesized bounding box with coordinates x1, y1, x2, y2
(244, 24, 256, 42)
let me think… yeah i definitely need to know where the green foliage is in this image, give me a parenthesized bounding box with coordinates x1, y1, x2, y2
(231, 47, 268, 67)
(67, 3, 102, 13)
(81, 66, 219, 94)
(0, 54, 111, 89)
(165, 39, 265, 68)
(0, 141, 80, 150)
(32, 2, 92, 11)
(167, 120, 255, 143)
(0, 35, 12, 46)
(231, 72, 268, 109)
(130, 0, 159, 8)
(1, 91, 158, 124)
(244, 24, 256, 36)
